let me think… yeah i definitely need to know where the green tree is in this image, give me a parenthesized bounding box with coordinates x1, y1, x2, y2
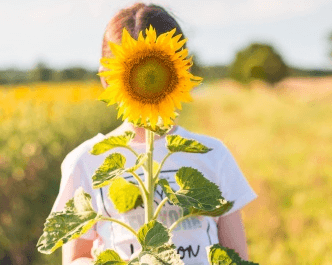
(229, 43, 288, 85)
(28, 62, 53, 82)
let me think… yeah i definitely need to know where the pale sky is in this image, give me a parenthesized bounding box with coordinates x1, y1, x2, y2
(1, 0, 332, 70)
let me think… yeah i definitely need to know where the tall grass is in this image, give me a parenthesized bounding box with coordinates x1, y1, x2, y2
(178, 79, 332, 264)
(1, 79, 331, 264)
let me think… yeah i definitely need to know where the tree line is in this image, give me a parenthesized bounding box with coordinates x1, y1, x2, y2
(1, 43, 332, 86)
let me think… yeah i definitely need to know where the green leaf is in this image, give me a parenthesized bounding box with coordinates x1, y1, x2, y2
(187, 199, 234, 217)
(94, 249, 127, 265)
(158, 167, 230, 213)
(90, 131, 135, 155)
(92, 153, 126, 189)
(37, 187, 102, 254)
(137, 220, 170, 250)
(166, 135, 212, 153)
(127, 154, 148, 172)
(207, 244, 259, 265)
(138, 244, 184, 265)
(109, 177, 143, 213)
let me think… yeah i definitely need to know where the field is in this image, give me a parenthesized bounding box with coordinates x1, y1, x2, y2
(1, 78, 332, 264)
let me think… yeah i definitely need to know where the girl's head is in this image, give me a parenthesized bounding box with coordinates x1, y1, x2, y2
(101, 3, 186, 59)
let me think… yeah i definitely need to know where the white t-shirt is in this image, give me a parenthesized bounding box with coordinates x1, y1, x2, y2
(52, 123, 257, 265)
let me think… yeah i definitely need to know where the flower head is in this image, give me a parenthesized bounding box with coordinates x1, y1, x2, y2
(99, 25, 202, 129)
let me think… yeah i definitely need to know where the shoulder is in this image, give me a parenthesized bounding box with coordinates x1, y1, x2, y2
(61, 133, 105, 172)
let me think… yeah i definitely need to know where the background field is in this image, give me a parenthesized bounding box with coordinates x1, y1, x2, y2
(1, 78, 332, 264)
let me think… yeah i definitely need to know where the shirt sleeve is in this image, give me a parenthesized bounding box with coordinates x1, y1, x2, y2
(51, 154, 98, 241)
(216, 145, 257, 218)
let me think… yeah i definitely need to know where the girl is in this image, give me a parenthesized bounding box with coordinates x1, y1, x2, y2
(52, 3, 257, 265)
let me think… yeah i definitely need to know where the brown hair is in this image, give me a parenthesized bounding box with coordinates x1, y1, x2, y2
(102, 3, 186, 58)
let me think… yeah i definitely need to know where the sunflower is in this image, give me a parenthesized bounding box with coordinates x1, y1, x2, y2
(98, 25, 202, 129)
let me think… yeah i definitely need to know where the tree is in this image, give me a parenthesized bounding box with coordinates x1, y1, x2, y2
(228, 43, 288, 85)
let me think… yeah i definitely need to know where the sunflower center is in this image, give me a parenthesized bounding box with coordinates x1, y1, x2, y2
(128, 55, 176, 103)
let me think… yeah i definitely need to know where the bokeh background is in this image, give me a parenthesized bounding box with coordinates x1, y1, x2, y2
(1, 0, 332, 264)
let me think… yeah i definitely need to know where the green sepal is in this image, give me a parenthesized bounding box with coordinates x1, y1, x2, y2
(92, 153, 126, 189)
(207, 244, 259, 265)
(94, 249, 127, 265)
(90, 131, 135, 155)
(166, 135, 212, 153)
(37, 187, 102, 254)
(137, 220, 170, 250)
(138, 244, 184, 265)
(158, 167, 230, 213)
(131, 118, 173, 136)
(109, 177, 143, 213)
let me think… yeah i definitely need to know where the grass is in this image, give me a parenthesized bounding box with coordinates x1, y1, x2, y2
(178, 79, 332, 264)
(1, 78, 331, 264)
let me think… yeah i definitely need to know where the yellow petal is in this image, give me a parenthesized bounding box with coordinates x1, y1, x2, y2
(173, 38, 187, 51)
(108, 42, 125, 58)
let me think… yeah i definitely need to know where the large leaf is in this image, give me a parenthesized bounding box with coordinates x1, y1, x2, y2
(109, 177, 143, 213)
(137, 220, 170, 250)
(37, 187, 102, 254)
(92, 153, 126, 189)
(166, 135, 212, 153)
(90, 131, 135, 155)
(138, 244, 184, 265)
(158, 167, 229, 212)
(94, 249, 127, 265)
(207, 244, 259, 265)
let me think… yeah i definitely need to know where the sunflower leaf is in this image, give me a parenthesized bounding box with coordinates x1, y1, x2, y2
(92, 153, 126, 189)
(137, 220, 170, 250)
(166, 135, 212, 153)
(186, 200, 234, 217)
(37, 187, 102, 254)
(158, 167, 231, 214)
(90, 131, 136, 155)
(207, 244, 259, 265)
(109, 177, 143, 213)
(138, 244, 184, 265)
(94, 249, 127, 265)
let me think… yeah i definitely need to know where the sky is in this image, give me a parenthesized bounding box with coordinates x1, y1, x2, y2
(1, 0, 331, 70)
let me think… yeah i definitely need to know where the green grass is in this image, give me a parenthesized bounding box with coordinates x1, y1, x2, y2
(1, 79, 331, 264)
(178, 80, 332, 264)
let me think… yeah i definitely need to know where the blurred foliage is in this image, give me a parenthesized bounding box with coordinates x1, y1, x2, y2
(228, 43, 289, 84)
(178, 79, 332, 265)
(0, 81, 121, 265)
(0, 62, 98, 85)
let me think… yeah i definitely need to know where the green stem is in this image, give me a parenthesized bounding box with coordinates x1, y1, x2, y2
(153, 152, 173, 182)
(145, 129, 154, 223)
(126, 146, 148, 171)
(131, 171, 148, 199)
(126, 146, 139, 157)
(169, 214, 198, 233)
(101, 216, 137, 237)
(152, 197, 169, 220)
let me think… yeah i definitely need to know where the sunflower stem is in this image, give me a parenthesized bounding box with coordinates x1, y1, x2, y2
(169, 214, 198, 233)
(145, 129, 154, 223)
